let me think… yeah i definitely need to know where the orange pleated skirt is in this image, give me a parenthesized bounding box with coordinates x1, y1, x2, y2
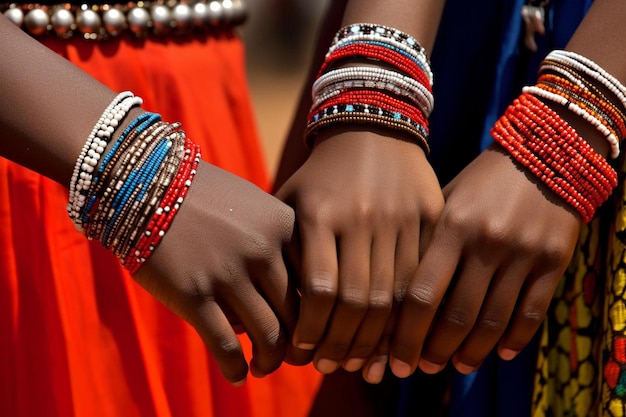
(0, 32, 321, 417)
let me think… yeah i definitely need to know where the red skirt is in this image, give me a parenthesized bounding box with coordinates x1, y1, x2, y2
(0, 33, 321, 417)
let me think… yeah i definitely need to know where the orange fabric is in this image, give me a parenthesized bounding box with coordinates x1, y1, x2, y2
(0, 34, 321, 416)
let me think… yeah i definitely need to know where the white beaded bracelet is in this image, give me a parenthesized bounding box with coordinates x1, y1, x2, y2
(523, 85, 620, 159)
(312, 66, 434, 117)
(67, 92, 142, 230)
(547, 50, 626, 110)
(328, 34, 433, 84)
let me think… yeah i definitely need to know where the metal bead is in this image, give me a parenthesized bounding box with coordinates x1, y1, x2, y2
(127, 7, 151, 35)
(51, 8, 75, 36)
(206, 1, 223, 26)
(221, 0, 232, 24)
(150, 4, 172, 34)
(76, 9, 102, 35)
(102, 8, 126, 36)
(192, 2, 208, 27)
(230, 0, 246, 24)
(24, 8, 50, 36)
(3, 7, 24, 28)
(172, 3, 192, 31)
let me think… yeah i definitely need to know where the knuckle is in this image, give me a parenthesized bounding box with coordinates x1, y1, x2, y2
(403, 283, 437, 310)
(368, 290, 393, 314)
(302, 273, 337, 301)
(245, 233, 275, 262)
(478, 218, 509, 246)
(337, 290, 369, 312)
(475, 315, 507, 335)
(353, 200, 375, 225)
(538, 238, 574, 267)
(440, 309, 473, 332)
(299, 200, 333, 227)
(218, 336, 244, 359)
(519, 307, 545, 325)
(420, 199, 444, 224)
(441, 209, 472, 233)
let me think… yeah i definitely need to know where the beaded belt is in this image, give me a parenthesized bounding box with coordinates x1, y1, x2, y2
(1, 0, 247, 40)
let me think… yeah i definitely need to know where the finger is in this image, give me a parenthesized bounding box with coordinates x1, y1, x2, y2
(342, 231, 395, 372)
(314, 230, 371, 374)
(294, 223, 338, 350)
(252, 250, 300, 337)
(395, 223, 421, 298)
(419, 255, 497, 374)
(218, 282, 287, 378)
(390, 229, 462, 378)
(451, 260, 531, 373)
(284, 344, 315, 366)
(188, 300, 249, 385)
(362, 307, 397, 384)
(497, 267, 563, 361)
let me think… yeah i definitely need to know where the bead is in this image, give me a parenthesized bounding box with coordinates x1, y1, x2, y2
(76, 8, 101, 37)
(4, 7, 24, 28)
(150, 4, 171, 34)
(51, 7, 75, 36)
(102, 8, 127, 36)
(24, 8, 50, 36)
(172, 3, 193, 30)
(127, 6, 150, 36)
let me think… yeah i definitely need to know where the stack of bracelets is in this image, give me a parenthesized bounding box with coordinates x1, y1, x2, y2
(491, 50, 626, 223)
(304, 23, 434, 154)
(67, 91, 201, 274)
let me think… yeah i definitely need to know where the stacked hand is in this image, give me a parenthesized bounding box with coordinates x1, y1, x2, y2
(275, 128, 444, 383)
(134, 161, 300, 385)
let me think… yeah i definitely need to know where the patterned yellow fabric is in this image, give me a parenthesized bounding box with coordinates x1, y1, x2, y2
(532, 156, 626, 416)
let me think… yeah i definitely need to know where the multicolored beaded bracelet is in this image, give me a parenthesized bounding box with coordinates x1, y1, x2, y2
(305, 23, 433, 154)
(67, 95, 201, 272)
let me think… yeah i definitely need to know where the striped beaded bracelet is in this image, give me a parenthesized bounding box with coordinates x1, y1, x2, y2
(67, 96, 201, 272)
(305, 23, 433, 153)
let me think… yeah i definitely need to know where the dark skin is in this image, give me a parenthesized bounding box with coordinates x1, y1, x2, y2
(274, 0, 446, 383)
(0, 15, 300, 386)
(275, 0, 625, 388)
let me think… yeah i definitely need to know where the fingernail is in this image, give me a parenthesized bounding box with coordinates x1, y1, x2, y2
(316, 358, 340, 374)
(365, 357, 388, 384)
(454, 362, 476, 375)
(499, 348, 519, 361)
(343, 358, 365, 372)
(418, 359, 444, 374)
(295, 342, 316, 350)
(390, 358, 413, 378)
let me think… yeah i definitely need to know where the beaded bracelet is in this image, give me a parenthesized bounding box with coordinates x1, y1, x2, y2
(522, 85, 621, 159)
(67, 92, 142, 229)
(312, 66, 433, 115)
(329, 23, 432, 83)
(305, 23, 433, 153)
(491, 93, 617, 223)
(67, 96, 201, 272)
(546, 50, 626, 109)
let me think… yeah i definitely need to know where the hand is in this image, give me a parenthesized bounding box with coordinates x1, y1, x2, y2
(275, 127, 444, 383)
(132, 161, 299, 385)
(389, 145, 581, 378)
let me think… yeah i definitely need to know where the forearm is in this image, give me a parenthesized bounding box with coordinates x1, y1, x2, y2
(273, 0, 445, 191)
(0, 15, 121, 186)
(341, 0, 444, 52)
(553, 0, 626, 156)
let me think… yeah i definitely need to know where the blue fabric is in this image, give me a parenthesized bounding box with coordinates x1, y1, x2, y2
(395, 1, 594, 416)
